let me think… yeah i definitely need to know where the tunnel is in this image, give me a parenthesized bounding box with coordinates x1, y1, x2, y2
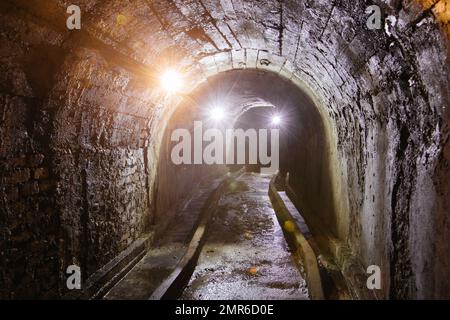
(0, 0, 449, 301)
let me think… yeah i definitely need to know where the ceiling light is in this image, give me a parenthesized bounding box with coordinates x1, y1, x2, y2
(209, 107, 226, 121)
(160, 69, 183, 93)
(271, 114, 282, 125)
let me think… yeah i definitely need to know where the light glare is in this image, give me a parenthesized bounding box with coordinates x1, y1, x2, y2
(161, 70, 183, 93)
(271, 115, 282, 125)
(209, 107, 226, 121)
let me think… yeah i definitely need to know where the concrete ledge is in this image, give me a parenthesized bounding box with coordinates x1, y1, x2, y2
(149, 171, 242, 300)
(284, 179, 378, 300)
(63, 232, 154, 300)
(268, 176, 325, 300)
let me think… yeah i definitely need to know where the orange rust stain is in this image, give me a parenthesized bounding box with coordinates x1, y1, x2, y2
(248, 267, 258, 275)
(283, 220, 296, 233)
(415, 0, 450, 35)
(432, 0, 450, 23)
(116, 13, 129, 26)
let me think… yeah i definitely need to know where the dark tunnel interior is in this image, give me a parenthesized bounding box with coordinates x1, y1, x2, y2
(0, 0, 449, 301)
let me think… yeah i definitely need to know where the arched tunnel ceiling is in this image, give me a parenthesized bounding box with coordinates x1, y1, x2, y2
(30, 0, 448, 161)
(8, 0, 450, 116)
(191, 70, 320, 121)
(1, 0, 450, 300)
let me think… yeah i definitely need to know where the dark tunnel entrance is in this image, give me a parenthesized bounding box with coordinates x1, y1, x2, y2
(156, 69, 347, 260)
(227, 106, 279, 174)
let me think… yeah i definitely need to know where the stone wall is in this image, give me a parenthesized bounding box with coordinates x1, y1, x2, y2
(0, 1, 158, 298)
(0, 1, 65, 298)
(0, 0, 449, 299)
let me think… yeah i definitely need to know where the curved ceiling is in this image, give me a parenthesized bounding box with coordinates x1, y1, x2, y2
(12, 0, 449, 115)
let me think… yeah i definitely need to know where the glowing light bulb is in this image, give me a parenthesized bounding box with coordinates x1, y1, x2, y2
(209, 107, 226, 121)
(160, 69, 183, 93)
(271, 115, 282, 125)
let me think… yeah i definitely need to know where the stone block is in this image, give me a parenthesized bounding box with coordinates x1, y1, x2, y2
(20, 181, 39, 196)
(34, 168, 49, 180)
(8, 169, 30, 184)
(27, 154, 45, 167)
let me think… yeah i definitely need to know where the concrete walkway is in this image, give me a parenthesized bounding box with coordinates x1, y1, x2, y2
(181, 173, 309, 300)
(103, 178, 222, 300)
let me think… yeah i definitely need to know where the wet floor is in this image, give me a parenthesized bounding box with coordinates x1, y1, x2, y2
(181, 173, 309, 300)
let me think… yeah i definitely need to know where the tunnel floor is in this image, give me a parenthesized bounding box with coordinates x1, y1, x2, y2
(180, 173, 309, 300)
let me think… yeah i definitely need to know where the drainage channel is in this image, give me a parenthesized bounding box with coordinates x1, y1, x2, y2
(180, 173, 309, 300)
(103, 172, 316, 300)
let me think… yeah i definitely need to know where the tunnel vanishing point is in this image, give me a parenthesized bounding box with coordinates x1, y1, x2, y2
(0, 0, 449, 300)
